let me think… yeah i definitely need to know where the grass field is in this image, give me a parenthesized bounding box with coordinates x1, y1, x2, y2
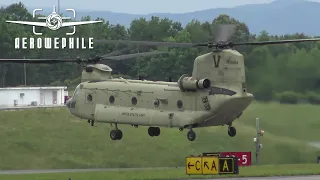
(0, 164, 319, 180)
(0, 102, 319, 170)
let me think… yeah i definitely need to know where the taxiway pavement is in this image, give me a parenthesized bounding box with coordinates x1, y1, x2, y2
(195, 176, 320, 180)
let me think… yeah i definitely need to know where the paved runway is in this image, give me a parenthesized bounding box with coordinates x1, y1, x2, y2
(188, 176, 320, 180)
(192, 176, 320, 180)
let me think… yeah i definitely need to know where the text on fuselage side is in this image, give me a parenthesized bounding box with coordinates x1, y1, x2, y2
(121, 112, 146, 117)
(226, 59, 238, 65)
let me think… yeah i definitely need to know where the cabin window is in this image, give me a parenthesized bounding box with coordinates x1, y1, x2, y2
(153, 99, 160, 107)
(177, 100, 183, 109)
(109, 95, 115, 104)
(87, 94, 92, 103)
(131, 97, 137, 105)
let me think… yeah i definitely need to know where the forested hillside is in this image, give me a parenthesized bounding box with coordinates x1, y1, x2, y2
(1, 2, 320, 102)
(8, 0, 320, 35)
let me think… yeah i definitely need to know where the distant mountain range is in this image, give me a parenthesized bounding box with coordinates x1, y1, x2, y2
(2, 0, 320, 35)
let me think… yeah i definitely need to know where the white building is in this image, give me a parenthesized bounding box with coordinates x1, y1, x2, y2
(0, 86, 68, 107)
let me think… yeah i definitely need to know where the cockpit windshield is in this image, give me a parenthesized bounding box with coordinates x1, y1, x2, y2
(73, 84, 81, 97)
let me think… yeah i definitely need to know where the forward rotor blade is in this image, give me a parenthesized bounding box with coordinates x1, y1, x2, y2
(102, 51, 168, 60)
(0, 59, 78, 63)
(232, 38, 320, 46)
(95, 40, 195, 48)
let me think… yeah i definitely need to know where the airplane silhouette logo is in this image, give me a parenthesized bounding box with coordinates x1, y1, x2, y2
(6, 6, 102, 35)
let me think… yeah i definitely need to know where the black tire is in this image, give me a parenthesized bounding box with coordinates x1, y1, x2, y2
(110, 130, 118, 140)
(228, 127, 236, 137)
(116, 130, 123, 140)
(187, 130, 196, 141)
(154, 127, 160, 136)
(148, 127, 155, 137)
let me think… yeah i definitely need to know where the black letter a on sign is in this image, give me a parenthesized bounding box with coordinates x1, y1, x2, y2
(213, 55, 221, 68)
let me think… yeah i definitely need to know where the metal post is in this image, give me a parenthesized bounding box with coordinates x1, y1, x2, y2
(23, 57, 26, 86)
(255, 118, 260, 165)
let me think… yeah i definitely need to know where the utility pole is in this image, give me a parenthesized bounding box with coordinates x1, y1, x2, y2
(254, 118, 264, 165)
(137, 45, 140, 79)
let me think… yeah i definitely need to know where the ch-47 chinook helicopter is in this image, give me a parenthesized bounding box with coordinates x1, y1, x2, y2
(1, 25, 320, 141)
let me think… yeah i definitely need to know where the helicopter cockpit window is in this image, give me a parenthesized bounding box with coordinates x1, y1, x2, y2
(73, 84, 81, 97)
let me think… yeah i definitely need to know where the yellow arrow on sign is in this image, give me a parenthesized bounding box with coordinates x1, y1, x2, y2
(186, 157, 202, 175)
(202, 156, 219, 175)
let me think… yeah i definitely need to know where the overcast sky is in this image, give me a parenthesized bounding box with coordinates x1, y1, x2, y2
(2, 0, 320, 14)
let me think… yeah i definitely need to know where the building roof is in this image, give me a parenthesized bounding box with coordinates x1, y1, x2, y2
(0, 86, 67, 90)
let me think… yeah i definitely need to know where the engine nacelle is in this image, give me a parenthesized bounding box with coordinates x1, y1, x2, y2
(178, 74, 211, 92)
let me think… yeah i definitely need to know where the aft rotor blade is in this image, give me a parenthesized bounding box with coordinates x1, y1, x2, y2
(100, 48, 131, 58)
(212, 24, 237, 43)
(95, 40, 196, 48)
(232, 38, 320, 46)
(0, 59, 78, 63)
(102, 51, 168, 60)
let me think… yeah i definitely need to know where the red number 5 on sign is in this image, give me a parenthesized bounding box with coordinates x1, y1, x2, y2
(220, 152, 251, 166)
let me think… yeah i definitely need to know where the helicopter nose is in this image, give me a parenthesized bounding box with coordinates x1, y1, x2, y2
(66, 98, 72, 109)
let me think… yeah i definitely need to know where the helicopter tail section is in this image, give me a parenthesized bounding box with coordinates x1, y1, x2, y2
(191, 49, 247, 94)
(198, 93, 254, 127)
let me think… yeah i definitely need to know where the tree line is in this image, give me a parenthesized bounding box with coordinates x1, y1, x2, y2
(1, 2, 320, 103)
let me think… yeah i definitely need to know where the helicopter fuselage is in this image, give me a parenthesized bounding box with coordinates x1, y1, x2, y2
(66, 78, 253, 129)
(65, 49, 254, 141)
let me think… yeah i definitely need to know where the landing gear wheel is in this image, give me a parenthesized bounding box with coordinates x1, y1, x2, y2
(110, 129, 123, 140)
(110, 130, 118, 140)
(187, 130, 196, 141)
(154, 127, 160, 136)
(117, 130, 123, 140)
(228, 126, 236, 137)
(148, 127, 160, 137)
(148, 127, 155, 137)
